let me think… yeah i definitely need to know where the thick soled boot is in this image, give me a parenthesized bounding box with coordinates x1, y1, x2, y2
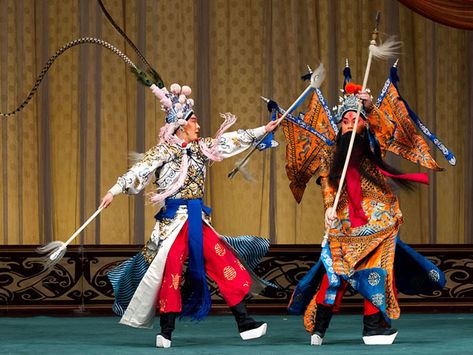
(156, 313, 177, 348)
(230, 300, 267, 340)
(311, 303, 334, 346)
(362, 312, 398, 345)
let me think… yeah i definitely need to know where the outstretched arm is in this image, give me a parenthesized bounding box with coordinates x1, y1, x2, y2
(211, 120, 278, 159)
(99, 144, 171, 208)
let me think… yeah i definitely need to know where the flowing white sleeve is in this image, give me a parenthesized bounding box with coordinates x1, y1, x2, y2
(108, 144, 171, 196)
(213, 126, 266, 159)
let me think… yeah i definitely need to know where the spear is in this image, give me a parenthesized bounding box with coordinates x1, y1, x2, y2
(321, 12, 401, 247)
(228, 63, 326, 179)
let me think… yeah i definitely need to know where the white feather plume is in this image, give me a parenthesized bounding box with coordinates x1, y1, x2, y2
(369, 36, 402, 60)
(233, 158, 256, 182)
(37, 241, 67, 269)
(238, 165, 256, 183)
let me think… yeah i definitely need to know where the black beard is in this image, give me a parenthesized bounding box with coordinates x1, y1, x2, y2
(329, 131, 368, 187)
(329, 130, 414, 191)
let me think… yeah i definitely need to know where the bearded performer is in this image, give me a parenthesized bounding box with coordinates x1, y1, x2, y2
(306, 85, 408, 345)
(99, 83, 278, 348)
(272, 61, 451, 346)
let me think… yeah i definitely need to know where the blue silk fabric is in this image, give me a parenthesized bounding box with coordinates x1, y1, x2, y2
(155, 198, 212, 321)
(288, 238, 445, 317)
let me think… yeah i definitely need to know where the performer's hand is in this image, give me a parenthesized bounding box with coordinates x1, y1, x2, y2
(325, 207, 337, 228)
(357, 91, 373, 111)
(99, 192, 114, 209)
(265, 120, 279, 132)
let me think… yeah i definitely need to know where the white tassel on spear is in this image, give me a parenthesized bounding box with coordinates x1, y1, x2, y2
(227, 63, 326, 179)
(37, 206, 105, 268)
(321, 12, 401, 247)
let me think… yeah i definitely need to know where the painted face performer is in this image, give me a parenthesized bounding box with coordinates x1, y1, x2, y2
(308, 83, 408, 345)
(99, 83, 278, 348)
(277, 61, 453, 346)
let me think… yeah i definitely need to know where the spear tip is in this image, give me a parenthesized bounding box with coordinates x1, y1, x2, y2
(375, 11, 381, 29)
(227, 167, 238, 179)
(260, 96, 270, 103)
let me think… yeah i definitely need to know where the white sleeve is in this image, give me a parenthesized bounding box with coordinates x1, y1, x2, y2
(108, 144, 172, 196)
(214, 126, 266, 159)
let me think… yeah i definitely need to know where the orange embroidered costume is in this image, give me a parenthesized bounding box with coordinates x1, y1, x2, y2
(281, 62, 453, 345)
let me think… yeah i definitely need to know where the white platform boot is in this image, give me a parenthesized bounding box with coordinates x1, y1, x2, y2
(230, 301, 267, 340)
(156, 313, 177, 348)
(362, 312, 398, 345)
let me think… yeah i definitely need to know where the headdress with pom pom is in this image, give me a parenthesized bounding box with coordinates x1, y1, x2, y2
(146, 82, 238, 206)
(150, 83, 195, 125)
(146, 82, 196, 205)
(149, 83, 195, 145)
(333, 60, 368, 123)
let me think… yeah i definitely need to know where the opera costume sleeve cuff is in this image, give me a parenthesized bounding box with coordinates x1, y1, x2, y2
(247, 126, 267, 139)
(108, 183, 123, 196)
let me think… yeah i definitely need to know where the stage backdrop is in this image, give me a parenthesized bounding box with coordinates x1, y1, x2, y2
(0, 0, 472, 246)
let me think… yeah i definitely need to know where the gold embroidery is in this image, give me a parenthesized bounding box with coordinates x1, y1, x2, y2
(214, 243, 226, 256)
(141, 240, 157, 264)
(231, 137, 242, 147)
(160, 218, 173, 227)
(223, 266, 237, 281)
(170, 273, 180, 290)
(159, 299, 167, 311)
(154, 142, 206, 199)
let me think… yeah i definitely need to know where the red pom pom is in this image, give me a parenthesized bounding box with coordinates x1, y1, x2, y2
(345, 83, 362, 95)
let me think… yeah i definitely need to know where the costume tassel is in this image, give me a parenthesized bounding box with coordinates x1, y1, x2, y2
(369, 36, 402, 60)
(37, 206, 105, 268)
(199, 112, 238, 162)
(128, 152, 145, 164)
(148, 154, 189, 204)
(234, 158, 256, 182)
